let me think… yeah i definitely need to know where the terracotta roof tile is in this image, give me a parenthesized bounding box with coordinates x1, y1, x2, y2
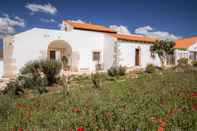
(175, 36, 197, 49)
(64, 20, 117, 33)
(110, 34, 155, 43)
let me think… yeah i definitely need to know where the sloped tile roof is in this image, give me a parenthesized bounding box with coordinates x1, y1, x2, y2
(175, 36, 197, 49)
(64, 20, 117, 33)
(110, 34, 155, 43)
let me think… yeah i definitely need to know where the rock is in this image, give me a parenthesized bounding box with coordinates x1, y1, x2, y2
(0, 78, 10, 91)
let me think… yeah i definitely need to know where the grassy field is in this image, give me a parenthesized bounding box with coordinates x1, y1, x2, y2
(0, 71, 197, 130)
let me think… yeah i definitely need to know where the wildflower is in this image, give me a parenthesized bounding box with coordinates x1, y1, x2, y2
(77, 128, 84, 131)
(72, 107, 81, 113)
(158, 127, 164, 131)
(192, 92, 197, 97)
(18, 128, 23, 131)
(192, 103, 197, 110)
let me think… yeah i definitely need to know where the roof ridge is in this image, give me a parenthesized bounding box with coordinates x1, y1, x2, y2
(176, 36, 197, 41)
(64, 19, 117, 33)
(117, 33, 147, 37)
(64, 20, 115, 30)
(65, 20, 107, 27)
(109, 33, 155, 43)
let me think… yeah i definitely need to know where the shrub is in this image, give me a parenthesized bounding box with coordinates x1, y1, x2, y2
(21, 59, 62, 85)
(61, 56, 68, 67)
(107, 67, 117, 77)
(177, 57, 188, 65)
(91, 72, 103, 88)
(145, 64, 156, 73)
(3, 74, 48, 96)
(20, 60, 41, 74)
(119, 66, 126, 76)
(3, 79, 24, 96)
(107, 66, 126, 77)
(174, 64, 193, 73)
(192, 60, 197, 67)
(39, 60, 62, 85)
(4, 59, 61, 96)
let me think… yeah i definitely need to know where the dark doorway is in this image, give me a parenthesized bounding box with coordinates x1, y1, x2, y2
(49, 50, 56, 60)
(135, 49, 140, 66)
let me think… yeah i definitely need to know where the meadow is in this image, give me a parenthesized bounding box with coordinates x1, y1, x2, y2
(0, 65, 197, 131)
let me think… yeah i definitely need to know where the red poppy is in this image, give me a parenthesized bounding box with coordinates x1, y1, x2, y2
(72, 107, 81, 113)
(18, 128, 23, 131)
(77, 128, 84, 131)
(192, 92, 197, 97)
(157, 127, 164, 131)
(192, 103, 197, 110)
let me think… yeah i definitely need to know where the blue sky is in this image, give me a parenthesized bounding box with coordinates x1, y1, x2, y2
(0, 0, 197, 47)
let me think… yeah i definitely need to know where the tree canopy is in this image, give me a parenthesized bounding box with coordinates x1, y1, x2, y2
(150, 40, 175, 67)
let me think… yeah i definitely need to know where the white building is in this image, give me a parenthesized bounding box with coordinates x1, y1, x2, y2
(1, 20, 197, 78)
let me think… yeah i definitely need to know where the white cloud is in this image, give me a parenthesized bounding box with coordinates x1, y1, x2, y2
(0, 14, 25, 39)
(25, 3, 57, 15)
(71, 19, 85, 23)
(109, 25, 131, 34)
(134, 25, 181, 40)
(40, 18, 56, 23)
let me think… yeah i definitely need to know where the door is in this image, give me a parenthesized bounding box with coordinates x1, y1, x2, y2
(135, 49, 140, 66)
(49, 50, 56, 60)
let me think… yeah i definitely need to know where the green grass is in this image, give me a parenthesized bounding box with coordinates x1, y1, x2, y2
(0, 71, 197, 130)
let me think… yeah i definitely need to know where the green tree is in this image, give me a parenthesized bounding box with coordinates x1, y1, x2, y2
(150, 40, 175, 68)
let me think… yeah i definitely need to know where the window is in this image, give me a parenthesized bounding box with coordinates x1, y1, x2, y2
(190, 52, 197, 61)
(92, 51, 100, 61)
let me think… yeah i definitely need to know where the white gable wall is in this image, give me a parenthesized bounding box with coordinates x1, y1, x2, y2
(118, 41, 161, 68)
(10, 28, 108, 75)
(103, 34, 116, 71)
(3, 27, 164, 78)
(188, 42, 197, 52)
(0, 60, 3, 78)
(174, 43, 197, 64)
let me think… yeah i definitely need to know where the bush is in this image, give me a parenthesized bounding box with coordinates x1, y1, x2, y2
(39, 60, 62, 85)
(119, 66, 126, 76)
(177, 57, 188, 65)
(3, 74, 48, 96)
(3, 79, 24, 96)
(145, 64, 156, 73)
(91, 72, 103, 88)
(4, 59, 61, 96)
(192, 60, 197, 67)
(61, 56, 68, 67)
(174, 64, 193, 73)
(21, 59, 62, 85)
(107, 66, 126, 77)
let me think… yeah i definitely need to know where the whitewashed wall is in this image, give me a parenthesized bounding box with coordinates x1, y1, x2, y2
(188, 42, 197, 52)
(0, 60, 3, 78)
(3, 27, 164, 77)
(9, 28, 108, 75)
(103, 34, 116, 71)
(174, 43, 197, 64)
(118, 41, 161, 68)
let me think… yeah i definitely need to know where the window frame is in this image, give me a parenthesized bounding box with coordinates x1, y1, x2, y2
(92, 51, 101, 62)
